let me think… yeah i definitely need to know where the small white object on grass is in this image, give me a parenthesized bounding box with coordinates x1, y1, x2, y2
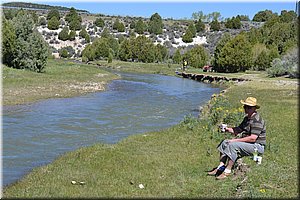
(138, 184, 144, 189)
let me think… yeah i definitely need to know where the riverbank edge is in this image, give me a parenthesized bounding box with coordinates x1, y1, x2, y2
(2, 60, 298, 197)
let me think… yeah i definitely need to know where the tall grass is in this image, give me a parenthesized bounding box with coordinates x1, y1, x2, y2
(3, 67, 298, 198)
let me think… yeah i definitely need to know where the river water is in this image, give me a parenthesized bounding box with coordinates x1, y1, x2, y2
(2, 72, 220, 187)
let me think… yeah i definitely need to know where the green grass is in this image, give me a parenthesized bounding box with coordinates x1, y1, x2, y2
(2, 60, 298, 198)
(2, 59, 118, 105)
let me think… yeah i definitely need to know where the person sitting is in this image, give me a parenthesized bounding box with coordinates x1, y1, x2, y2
(207, 97, 266, 180)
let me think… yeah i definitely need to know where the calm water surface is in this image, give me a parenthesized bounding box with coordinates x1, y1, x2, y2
(3, 73, 220, 186)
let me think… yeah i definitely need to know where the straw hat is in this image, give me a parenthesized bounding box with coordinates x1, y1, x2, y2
(240, 97, 260, 109)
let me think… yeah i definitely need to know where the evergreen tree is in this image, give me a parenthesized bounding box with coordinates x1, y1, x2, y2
(135, 19, 146, 34)
(148, 13, 163, 34)
(2, 18, 16, 65)
(217, 33, 252, 72)
(94, 17, 105, 27)
(195, 19, 205, 32)
(173, 49, 182, 64)
(182, 30, 193, 43)
(10, 11, 48, 72)
(210, 19, 220, 31)
(47, 9, 60, 20)
(187, 23, 197, 37)
(186, 45, 209, 68)
(47, 16, 60, 30)
(58, 27, 70, 41)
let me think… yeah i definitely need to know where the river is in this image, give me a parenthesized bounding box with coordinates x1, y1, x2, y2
(2, 72, 220, 187)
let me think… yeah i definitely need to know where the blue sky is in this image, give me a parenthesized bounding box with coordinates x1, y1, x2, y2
(3, 1, 298, 20)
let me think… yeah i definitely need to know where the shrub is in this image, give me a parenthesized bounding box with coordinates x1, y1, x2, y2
(267, 47, 298, 78)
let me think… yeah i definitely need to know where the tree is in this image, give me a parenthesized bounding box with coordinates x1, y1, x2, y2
(69, 30, 76, 41)
(119, 38, 132, 61)
(253, 9, 277, 22)
(225, 17, 241, 29)
(47, 9, 60, 20)
(217, 33, 252, 72)
(182, 30, 193, 43)
(82, 44, 95, 61)
(135, 19, 146, 34)
(195, 19, 205, 32)
(2, 18, 16, 65)
(94, 17, 105, 27)
(65, 7, 82, 30)
(9, 11, 48, 72)
(47, 16, 60, 30)
(213, 33, 231, 72)
(148, 13, 163, 34)
(101, 27, 110, 38)
(58, 27, 70, 41)
(173, 49, 182, 64)
(187, 23, 197, 37)
(236, 15, 250, 21)
(210, 20, 220, 31)
(185, 45, 209, 68)
(113, 19, 125, 32)
(279, 10, 297, 23)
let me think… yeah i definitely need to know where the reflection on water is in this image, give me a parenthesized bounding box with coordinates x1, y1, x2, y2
(3, 73, 220, 186)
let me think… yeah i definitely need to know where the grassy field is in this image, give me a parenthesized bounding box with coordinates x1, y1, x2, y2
(2, 59, 119, 106)
(3, 59, 298, 198)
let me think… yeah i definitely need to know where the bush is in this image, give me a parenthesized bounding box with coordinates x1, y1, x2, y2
(58, 27, 70, 41)
(267, 47, 299, 78)
(47, 16, 60, 30)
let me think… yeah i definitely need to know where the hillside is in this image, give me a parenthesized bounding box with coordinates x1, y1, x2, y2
(2, 3, 264, 61)
(1, 1, 88, 13)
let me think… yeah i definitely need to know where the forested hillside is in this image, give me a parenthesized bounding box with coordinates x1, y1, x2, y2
(2, 2, 298, 78)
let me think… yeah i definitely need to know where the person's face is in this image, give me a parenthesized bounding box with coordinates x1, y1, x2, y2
(243, 105, 255, 114)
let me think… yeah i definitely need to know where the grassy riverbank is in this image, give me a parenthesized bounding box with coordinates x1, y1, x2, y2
(3, 60, 298, 198)
(2, 59, 119, 106)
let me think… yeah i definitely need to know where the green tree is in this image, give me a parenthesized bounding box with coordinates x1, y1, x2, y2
(182, 30, 193, 43)
(47, 9, 60, 20)
(2, 18, 16, 65)
(101, 27, 110, 38)
(69, 30, 76, 41)
(82, 44, 95, 61)
(135, 19, 146, 34)
(154, 44, 167, 62)
(217, 33, 252, 72)
(58, 27, 70, 41)
(47, 16, 60, 30)
(225, 17, 241, 29)
(195, 19, 205, 32)
(94, 17, 105, 27)
(253, 9, 277, 22)
(213, 33, 231, 72)
(148, 13, 163, 34)
(119, 38, 132, 61)
(185, 45, 209, 68)
(187, 23, 197, 37)
(113, 19, 125, 32)
(59, 48, 69, 58)
(10, 11, 48, 72)
(236, 15, 250, 21)
(173, 49, 182, 64)
(279, 10, 297, 23)
(210, 20, 220, 31)
(65, 7, 82, 30)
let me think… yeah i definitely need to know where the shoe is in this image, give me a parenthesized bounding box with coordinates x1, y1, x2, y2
(216, 172, 231, 180)
(207, 167, 218, 176)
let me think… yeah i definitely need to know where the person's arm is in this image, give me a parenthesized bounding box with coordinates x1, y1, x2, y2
(225, 126, 243, 136)
(228, 134, 258, 143)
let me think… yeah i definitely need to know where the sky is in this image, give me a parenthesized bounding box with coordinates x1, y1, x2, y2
(1, 0, 298, 20)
